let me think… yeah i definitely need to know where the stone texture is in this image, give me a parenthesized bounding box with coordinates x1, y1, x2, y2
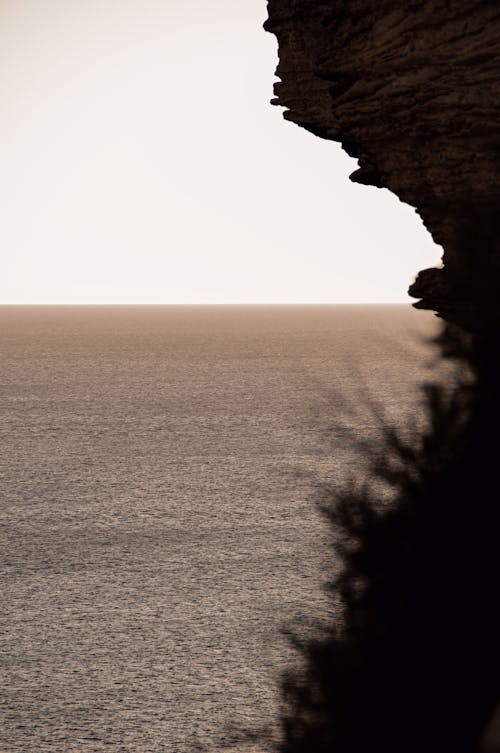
(265, 1, 500, 327)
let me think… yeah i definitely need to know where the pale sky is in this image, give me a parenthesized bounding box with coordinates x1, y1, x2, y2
(0, 0, 441, 304)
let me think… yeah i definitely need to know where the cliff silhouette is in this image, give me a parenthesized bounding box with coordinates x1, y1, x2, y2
(265, 0, 500, 329)
(264, 3, 500, 751)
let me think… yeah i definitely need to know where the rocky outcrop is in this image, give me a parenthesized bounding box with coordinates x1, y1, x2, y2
(265, 1, 500, 328)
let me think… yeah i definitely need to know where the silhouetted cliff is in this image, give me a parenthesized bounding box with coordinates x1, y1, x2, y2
(264, 6, 500, 752)
(265, 1, 500, 328)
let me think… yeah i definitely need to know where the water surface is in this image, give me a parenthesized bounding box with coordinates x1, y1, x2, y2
(0, 305, 437, 752)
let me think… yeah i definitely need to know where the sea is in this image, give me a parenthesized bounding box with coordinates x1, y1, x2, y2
(0, 304, 440, 753)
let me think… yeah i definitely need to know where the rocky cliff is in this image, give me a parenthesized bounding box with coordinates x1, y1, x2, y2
(265, 1, 500, 328)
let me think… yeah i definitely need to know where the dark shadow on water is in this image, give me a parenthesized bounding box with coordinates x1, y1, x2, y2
(277, 322, 500, 753)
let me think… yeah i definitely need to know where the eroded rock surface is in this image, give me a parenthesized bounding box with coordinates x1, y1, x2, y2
(265, 1, 500, 327)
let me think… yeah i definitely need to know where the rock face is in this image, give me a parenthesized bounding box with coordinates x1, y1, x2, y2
(265, 1, 500, 328)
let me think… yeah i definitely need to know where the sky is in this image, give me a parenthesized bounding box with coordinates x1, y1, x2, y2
(0, 0, 441, 304)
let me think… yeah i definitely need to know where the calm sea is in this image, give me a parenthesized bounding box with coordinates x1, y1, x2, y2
(0, 305, 438, 752)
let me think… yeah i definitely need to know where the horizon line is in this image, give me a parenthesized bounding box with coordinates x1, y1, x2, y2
(0, 300, 414, 306)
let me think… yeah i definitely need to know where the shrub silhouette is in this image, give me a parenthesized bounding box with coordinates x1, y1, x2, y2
(278, 323, 500, 753)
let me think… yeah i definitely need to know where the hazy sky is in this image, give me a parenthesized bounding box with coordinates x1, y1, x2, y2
(0, 0, 440, 303)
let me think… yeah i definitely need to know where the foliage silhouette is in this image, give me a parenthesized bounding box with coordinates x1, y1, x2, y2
(278, 323, 500, 753)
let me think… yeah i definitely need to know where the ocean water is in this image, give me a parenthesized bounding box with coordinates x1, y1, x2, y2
(0, 305, 438, 753)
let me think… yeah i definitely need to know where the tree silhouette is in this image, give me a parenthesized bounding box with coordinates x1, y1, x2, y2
(279, 321, 500, 753)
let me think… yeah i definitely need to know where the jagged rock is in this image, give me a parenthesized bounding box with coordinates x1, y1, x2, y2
(265, 1, 500, 328)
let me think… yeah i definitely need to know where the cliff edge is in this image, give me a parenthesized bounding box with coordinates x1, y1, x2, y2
(265, 1, 500, 328)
